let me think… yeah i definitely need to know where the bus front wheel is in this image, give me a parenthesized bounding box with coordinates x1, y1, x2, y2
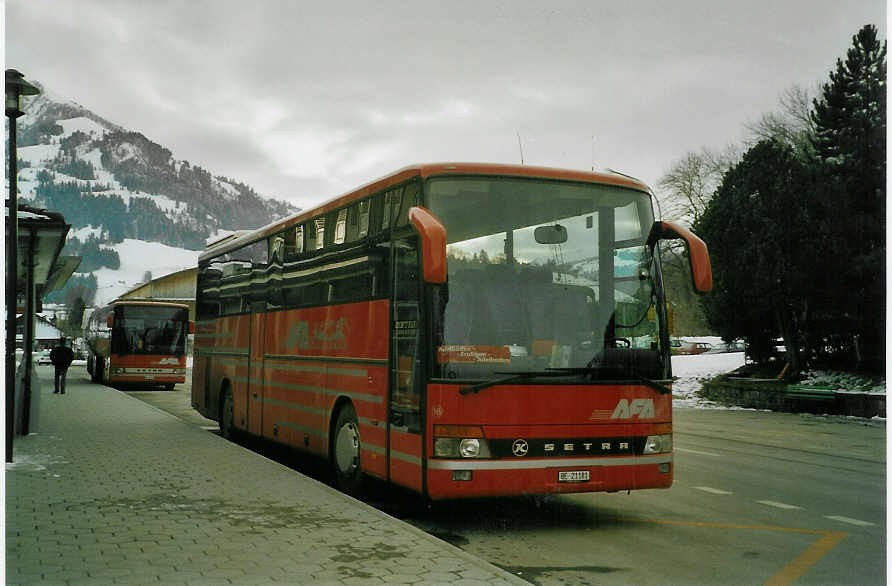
(332, 403, 362, 495)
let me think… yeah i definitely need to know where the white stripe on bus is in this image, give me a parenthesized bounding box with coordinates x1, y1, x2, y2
(427, 455, 672, 471)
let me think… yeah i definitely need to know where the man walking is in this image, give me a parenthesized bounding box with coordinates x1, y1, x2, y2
(50, 338, 75, 394)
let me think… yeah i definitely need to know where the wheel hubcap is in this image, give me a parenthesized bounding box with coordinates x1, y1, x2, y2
(335, 422, 359, 473)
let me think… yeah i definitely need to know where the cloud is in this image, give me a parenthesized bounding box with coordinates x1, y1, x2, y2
(7, 0, 886, 209)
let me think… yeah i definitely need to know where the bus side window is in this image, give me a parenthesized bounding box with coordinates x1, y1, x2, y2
(314, 218, 326, 250)
(305, 221, 317, 251)
(270, 235, 285, 265)
(384, 187, 403, 229)
(345, 203, 360, 243)
(334, 209, 348, 245)
(358, 200, 371, 238)
(295, 225, 305, 255)
(394, 181, 418, 228)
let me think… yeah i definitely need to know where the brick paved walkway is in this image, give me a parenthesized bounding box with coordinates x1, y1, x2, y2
(6, 365, 526, 585)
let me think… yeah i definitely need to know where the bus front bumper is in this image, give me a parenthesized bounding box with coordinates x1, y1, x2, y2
(425, 454, 673, 500)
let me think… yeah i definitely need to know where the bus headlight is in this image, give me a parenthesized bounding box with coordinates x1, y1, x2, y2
(433, 425, 492, 458)
(643, 434, 673, 454)
(459, 438, 480, 458)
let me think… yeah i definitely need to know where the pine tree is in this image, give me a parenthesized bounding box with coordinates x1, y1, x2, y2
(810, 24, 886, 370)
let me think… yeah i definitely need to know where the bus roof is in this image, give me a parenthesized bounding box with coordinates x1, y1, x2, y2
(199, 162, 652, 263)
(102, 300, 191, 310)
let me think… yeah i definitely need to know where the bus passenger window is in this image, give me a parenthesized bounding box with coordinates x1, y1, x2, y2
(358, 200, 370, 237)
(315, 218, 325, 250)
(395, 182, 418, 227)
(305, 222, 316, 251)
(269, 236, 285, 264)
(334, 209, 347, 244)
(295, 225, 305, 254)
(382, 192, 393, 230)
(345, 204, 360, 242)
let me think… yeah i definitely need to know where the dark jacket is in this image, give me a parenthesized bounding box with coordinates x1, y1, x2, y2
(50, 346, 74, 369)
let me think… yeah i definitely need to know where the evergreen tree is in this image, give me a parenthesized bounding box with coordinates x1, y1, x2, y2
(695, 140, 815, 373)
(810, 24, 886, 369)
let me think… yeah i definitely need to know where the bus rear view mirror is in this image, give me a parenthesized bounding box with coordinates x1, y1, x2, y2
(408, 206, 447, 284)
(647, 220, 713, 294)
(534, 224, 568, 244)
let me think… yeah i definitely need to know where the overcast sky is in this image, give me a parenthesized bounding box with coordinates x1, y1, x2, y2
(6, 0, 886, 210)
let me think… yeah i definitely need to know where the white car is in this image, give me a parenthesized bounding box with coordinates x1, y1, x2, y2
(36, 349, 53, 365)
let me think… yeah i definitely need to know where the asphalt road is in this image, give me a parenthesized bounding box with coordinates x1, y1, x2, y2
(118, 371, 886, 586)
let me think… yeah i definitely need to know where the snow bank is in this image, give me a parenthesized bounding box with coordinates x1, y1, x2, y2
(671, 352, 746, 409)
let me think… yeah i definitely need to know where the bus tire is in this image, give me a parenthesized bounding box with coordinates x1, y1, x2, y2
(95, 358, 105, 384)
(332, 403, 363, 495)
(219, 385, 236, 440)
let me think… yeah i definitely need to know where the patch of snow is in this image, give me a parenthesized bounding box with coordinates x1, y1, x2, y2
(69, 226, 103, 240)
(672, 352, 746, 409)
(85, 239, 201, 306)
(19, 143, 61, 166)
(81, 148, 122, 188)
(801, 370, 885, 395)
(214, 177, 241, 199)
(6, 452, 69, 473)
(57, 116, 108, 138)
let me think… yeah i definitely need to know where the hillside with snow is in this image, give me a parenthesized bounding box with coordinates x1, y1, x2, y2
(16, 82, 298, 306)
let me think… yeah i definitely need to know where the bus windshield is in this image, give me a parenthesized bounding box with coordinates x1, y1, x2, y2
(111, 305, 188, 356)
(427, 176, 665, 381)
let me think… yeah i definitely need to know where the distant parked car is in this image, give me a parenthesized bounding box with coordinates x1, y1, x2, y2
(706, 339, 746, 353)
(36, 349, 53, 365)
(671, 340, 713, 355)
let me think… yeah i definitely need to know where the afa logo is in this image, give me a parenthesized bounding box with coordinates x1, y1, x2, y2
(158, 358, 180, 365)
(610, 398, 655, 420)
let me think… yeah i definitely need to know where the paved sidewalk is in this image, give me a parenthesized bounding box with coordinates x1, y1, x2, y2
(6, 366, 527, 585)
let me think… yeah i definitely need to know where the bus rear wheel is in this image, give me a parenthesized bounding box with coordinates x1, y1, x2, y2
(219, 386, 235, 440)
(332, 404, 362, 495)
(95, 358, 105, 384)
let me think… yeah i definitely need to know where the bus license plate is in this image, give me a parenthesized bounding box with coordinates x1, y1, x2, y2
(558, 470, 590, 482)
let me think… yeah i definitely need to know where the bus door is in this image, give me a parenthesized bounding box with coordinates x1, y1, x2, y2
(388, 238, 424, 492)
(247, 301, 266, 435)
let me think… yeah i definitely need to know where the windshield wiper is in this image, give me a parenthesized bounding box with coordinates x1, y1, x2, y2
(546, 367, 675, 395)
(459, 371, 578, 395)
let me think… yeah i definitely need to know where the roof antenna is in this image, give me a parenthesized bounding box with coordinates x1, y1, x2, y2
(517, 132, 525, 165)
(591, 134, 595, 172)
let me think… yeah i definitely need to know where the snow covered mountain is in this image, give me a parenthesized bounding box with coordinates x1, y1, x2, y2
(15, 82, 299, 306)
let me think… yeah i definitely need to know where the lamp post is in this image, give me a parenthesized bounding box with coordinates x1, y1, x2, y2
(6, 69, 40, 462)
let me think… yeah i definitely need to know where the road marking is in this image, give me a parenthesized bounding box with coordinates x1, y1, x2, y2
(618, 518, 848, 586)
(824, 515, 876, 527)
(693, 486, 733, 495)
(764, 530, 848, 586)
(757, 500, 803, 510)
(675, 447, 720, 457)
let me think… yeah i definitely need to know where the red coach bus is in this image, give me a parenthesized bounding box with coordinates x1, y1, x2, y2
(191, 163, 711, 499)
(86, 300, 191, 390)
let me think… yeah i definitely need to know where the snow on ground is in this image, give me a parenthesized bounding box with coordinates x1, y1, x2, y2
(671, 350, 886, 412)
(57, 116, 108, 138)
(90, 239, 201, 306)
(671, 352, 746, 409)
(801, 370, 886, 395)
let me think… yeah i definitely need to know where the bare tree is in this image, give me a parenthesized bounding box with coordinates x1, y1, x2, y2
(657, 146, 737, 226)
(746, 84, 817, 158)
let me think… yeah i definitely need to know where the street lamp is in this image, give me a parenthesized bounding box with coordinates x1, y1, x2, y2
(6, 69, 40, 463)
